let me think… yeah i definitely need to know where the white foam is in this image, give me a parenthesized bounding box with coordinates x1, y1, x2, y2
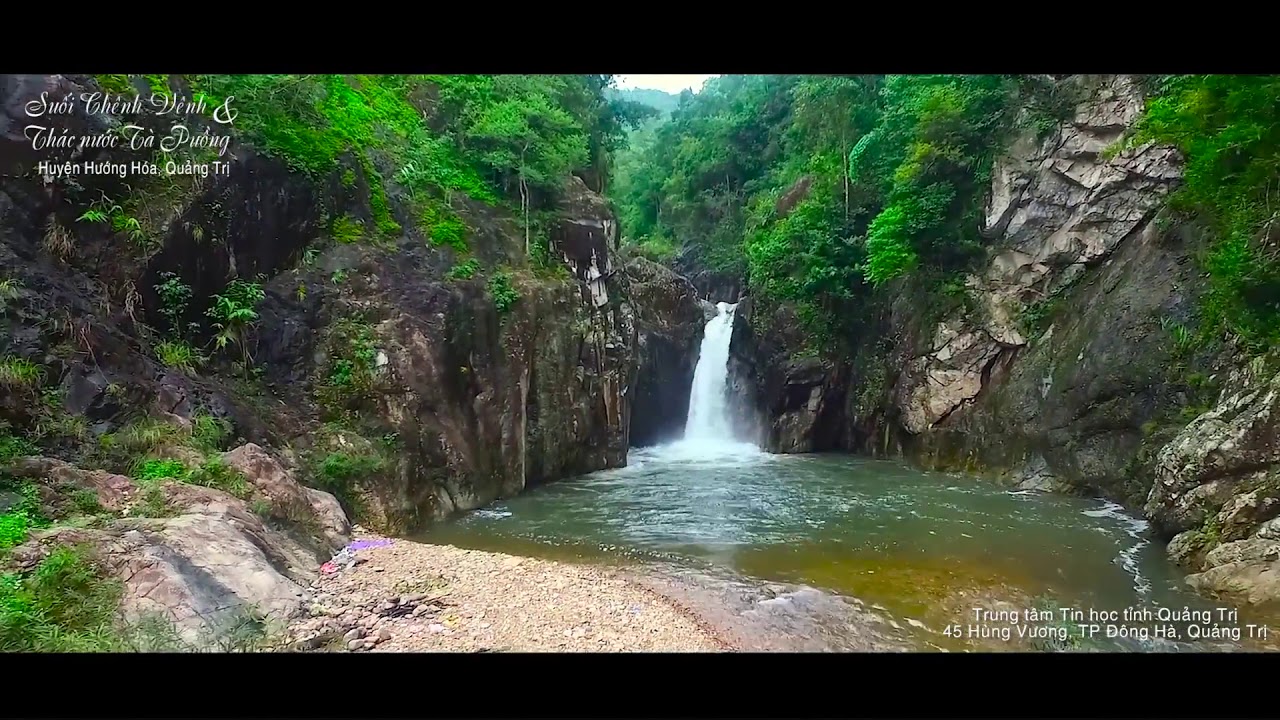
(1083, 500, 1152, 596)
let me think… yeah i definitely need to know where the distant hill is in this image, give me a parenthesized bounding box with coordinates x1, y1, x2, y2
(609, 87, 681, 117)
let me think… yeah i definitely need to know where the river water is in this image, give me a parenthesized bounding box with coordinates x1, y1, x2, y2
(419, 303, 1279, 651)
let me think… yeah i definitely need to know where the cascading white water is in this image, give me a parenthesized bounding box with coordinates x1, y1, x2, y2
(636, 300, 761, 464)
(685, 301, 738, 441)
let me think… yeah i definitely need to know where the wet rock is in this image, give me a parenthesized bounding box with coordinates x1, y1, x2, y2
(619, 256, 705, 446)
(1011, 455, 1066, 493)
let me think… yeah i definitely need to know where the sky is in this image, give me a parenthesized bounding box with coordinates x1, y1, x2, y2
(615, 75, 718, 94)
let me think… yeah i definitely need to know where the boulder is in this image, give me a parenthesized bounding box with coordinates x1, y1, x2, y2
(1145, 372, 1280, 536)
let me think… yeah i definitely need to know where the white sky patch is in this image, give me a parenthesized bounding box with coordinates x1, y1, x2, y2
(615, 75, 718, 94)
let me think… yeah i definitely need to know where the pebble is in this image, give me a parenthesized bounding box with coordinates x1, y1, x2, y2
(288, 535, 726, 653)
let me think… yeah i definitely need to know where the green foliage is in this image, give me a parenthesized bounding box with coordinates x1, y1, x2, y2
(0, 423, 37, 465)
(416, 200, 468, 251)
(632, 234, 678, 263)
(614, 74, 1024, 345)
(316, 319, 381, 418)
(69, 489, 104, 516)
(93, 75, 133, 94)
(0, 278, 23, 314)
(0, 482, 48, 551)
(76, 198, 150, 250)
(190, 415, 233, 453)
(850, 75, 1018, 285)
(0, 356, 43, 389)
(0, 545, 123, 652)
(190, 74, 647, 250)
(1020, 294, 1063, 340)
(0, 511, 30, 551)
(488, 270, 519, 313)
(328, 321, 378, 387)
(93, 416, 219, 474)
(154, 272, 193, 337)
(186, 458, 251, 499)
(1128, 75, 1280, 351)
(310, 448, 387, 515)
(206, 280, 265, 364)
(132, 457, 250, 500)
(133, 458, 188, 483)
(155, 341, 205, 373)
(446, 257, 481, 281)
(1161, 317, 1198, 361)
(331, 215, 365, 244)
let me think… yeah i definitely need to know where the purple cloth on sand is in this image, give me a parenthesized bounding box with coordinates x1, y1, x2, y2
(346, 538, 393, 552)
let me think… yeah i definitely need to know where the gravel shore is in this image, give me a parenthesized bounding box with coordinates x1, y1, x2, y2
(287, 529, 731, 652)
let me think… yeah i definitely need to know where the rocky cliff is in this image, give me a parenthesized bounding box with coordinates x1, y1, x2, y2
(724, 74, 1280, 606)
(0, 74, 695, 647)
(617, 255, 707, 446)
(0, 74, 656, 532)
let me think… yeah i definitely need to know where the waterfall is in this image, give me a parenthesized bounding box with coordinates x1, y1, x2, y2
(684, 302, 738, 441)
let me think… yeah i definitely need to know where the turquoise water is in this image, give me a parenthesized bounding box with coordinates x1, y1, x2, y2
(419, 444, 1277, 651)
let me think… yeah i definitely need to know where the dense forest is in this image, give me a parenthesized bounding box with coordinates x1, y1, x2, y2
(609, 74, 1280, 355)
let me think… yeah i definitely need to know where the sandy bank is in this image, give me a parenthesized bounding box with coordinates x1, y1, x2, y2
(287, 529, 731, 652)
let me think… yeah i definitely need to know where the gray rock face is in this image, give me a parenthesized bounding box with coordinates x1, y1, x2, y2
(1184, 538, 1280, 606)
(1138, 368, 1280, 604)
(895, 74, 1182, 434)
(1145, 371, 1280, 536)
(362, 244, 637, 530)
(619, 256, 706, 447)
(726, 299, 845, 452)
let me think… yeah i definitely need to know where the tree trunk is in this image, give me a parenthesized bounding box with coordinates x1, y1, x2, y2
(521, 176, 529, 255)
(842, 130, 850, 221)
(521, 143, 530, 256)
